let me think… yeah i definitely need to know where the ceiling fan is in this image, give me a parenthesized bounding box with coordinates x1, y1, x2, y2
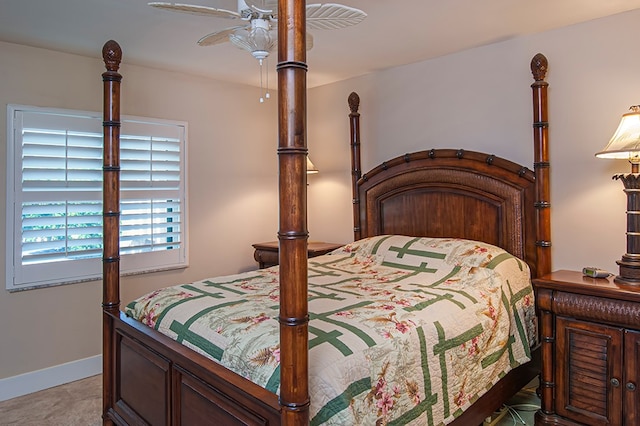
(148, 1, 367, 101)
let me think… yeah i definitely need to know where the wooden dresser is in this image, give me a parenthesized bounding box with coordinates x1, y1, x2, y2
(252, 241, 344, 269)
(533, 270, 640, 425)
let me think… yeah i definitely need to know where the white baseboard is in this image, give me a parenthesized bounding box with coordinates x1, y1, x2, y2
(0, 355, 102, 402)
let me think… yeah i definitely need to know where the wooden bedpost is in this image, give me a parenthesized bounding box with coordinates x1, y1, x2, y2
(531, 52, 554, 422)
(531, 53, 551, 278)
(101, 39, 122, 425)
(277, 0, 310, 424)
(348, 92, 362, 241)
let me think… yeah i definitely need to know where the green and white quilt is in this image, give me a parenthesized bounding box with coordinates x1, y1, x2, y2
(126, 235, 537, 425)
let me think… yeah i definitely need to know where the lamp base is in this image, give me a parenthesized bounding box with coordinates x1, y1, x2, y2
(612, 173, 640, 287)
(615, 254, 640, 285)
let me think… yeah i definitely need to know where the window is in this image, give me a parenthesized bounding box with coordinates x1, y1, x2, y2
(6, 105, 188, 291)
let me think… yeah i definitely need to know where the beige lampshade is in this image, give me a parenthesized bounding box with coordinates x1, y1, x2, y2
(596, 106, 640, 161)
(306, 157, 319, 174)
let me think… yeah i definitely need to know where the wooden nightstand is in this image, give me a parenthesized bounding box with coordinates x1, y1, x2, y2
(533, 270, 640, 425)
(252, 241, 344, 269)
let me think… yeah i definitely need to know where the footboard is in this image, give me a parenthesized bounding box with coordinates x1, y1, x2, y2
(105, 313, 538, 426)
(104, 312, 281, 426)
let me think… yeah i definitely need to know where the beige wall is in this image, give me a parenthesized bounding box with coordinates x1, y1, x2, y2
(309, 9, 640, 279)
(2, 7, 640, 383)
(0, 41, 280, 379)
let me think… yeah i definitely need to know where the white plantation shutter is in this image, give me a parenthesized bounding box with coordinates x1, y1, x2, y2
(6, 105, 188, 290)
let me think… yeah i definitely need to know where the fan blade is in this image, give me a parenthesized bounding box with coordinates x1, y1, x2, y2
(148, 2, 241, 19)
(198, 26, 246, 46)
(305, 3, 367, 30)
(246, 0, 277, 12)
(248, 3, 274, 14)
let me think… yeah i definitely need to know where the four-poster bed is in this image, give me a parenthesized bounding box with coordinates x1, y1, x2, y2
(100, 12, 551, 426)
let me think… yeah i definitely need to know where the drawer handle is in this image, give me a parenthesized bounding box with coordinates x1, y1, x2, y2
(627, 382, 637, 391)
(611, 378, 620, 387)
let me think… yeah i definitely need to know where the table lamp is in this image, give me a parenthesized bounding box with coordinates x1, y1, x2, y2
(306, 157, 318, 174)
(596, 105, 640, 285)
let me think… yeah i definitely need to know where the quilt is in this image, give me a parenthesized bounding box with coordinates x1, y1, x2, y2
(125, 235, 537, 425)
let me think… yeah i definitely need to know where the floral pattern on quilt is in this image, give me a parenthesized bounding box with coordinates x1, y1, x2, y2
(126, 235, 537, 425)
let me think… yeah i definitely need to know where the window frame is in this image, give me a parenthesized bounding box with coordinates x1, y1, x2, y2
(6, 104, 189, 291)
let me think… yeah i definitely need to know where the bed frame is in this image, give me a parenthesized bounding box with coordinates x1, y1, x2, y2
(100, 7, 550, 424)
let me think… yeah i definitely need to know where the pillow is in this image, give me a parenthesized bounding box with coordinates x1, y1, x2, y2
(331, 235, 523, 271)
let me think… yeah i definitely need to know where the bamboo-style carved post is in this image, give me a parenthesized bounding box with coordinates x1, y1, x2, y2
(531, 52, 554, 424)
(536, 288, 556, 421)
(348, 92, 362, 241)
(276, 0, 310, 424)
(101, 39, 122, 426)
(531, 53, 551, 279)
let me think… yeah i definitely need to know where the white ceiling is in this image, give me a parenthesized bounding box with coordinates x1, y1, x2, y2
(2, 0, 640, 89)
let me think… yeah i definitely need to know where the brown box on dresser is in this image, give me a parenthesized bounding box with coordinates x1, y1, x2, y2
(533, 270, 640, 426)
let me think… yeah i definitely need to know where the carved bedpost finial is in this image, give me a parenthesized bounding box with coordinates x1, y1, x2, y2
(348, 92, 360, 114)
(102, 40, 122, 72)
(531, 53, 548, 82)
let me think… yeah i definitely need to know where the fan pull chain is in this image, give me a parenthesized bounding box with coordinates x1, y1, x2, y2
(258, 58, 271, 103)
(259, 59, 265, 103)
(265, 57, 270, 100)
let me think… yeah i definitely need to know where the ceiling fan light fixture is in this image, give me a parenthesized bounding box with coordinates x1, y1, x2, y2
(228, 18, 275, 102)
(149, 1, 366, 103)
(230, 18, 275, 59)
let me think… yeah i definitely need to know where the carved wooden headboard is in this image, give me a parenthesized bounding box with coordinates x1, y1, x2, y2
(348, 55, 551, 279)
(355, 147, 536, 268)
